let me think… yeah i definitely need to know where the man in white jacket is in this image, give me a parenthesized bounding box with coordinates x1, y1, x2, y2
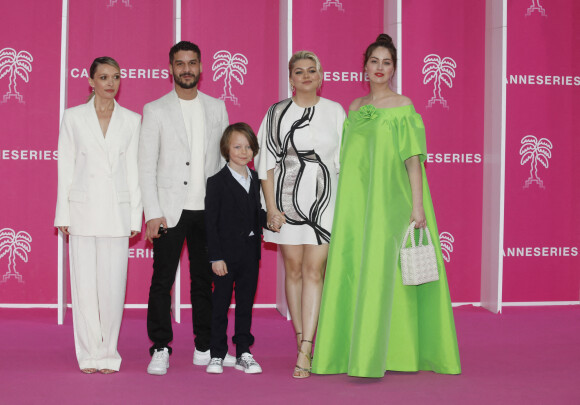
(139, 41, 230, 375)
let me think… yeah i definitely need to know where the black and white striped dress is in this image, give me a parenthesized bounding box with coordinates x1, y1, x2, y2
(255, 97, 346, 245)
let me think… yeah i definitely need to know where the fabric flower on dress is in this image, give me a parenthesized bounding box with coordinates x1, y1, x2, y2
(359, 104, 378, 120)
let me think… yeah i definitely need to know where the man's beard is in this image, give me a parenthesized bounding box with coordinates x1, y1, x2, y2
(174, 73, 199, 89)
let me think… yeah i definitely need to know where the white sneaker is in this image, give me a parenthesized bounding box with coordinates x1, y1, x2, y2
(223, 352, 236, 367)
(206, 357, 224, 374)
(193, 349, 210, 365)
(235, 353, 262, 374)
(147, 348, 169, 375)
(193, 349, 236, 367)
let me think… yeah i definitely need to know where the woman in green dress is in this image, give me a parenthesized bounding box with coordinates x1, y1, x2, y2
(311, 34, 461, 378)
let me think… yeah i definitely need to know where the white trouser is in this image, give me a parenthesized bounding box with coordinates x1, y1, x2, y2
(69, 235, 129, 371)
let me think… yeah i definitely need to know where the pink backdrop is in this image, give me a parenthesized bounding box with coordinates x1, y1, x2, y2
(402, 0, 486, 302)
(67, 0, 174, 304)
(0, 0, 61, 303)
(1, 0, 577, 306)
(293, 0, 384, 109)
(504, 0, 580, 302)
(181, 0, 280, 305)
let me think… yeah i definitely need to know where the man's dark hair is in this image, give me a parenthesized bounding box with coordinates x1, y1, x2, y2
(169, 41, 201, 64)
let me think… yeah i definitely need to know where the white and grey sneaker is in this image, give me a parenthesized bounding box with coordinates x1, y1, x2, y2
(194, 349, 236, 367)
(147, 348, 169, 375)
(206, 357, 224, 374)
(235, 353, 262, 374)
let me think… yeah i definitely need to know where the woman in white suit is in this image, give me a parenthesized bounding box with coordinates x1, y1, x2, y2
(54, 57, 142, 374)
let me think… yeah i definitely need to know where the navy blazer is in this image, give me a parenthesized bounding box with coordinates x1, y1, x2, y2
(205, 165, 267, 264)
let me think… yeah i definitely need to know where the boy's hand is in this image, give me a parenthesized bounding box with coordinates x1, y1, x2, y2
(212, 260, 228, 276)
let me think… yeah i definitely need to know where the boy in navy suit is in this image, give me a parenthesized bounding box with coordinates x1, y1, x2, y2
(204, 123, 282, 374)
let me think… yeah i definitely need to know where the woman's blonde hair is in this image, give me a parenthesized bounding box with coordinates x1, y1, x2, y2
(288, 50, 323, 76)
(87, 56, 120, 102)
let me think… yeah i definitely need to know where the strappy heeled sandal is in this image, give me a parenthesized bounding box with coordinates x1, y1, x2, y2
(295, 332, 302, 349)
(99, 369, 117, 374)
(293, 339, 313, 379)
(81, 368, 97, 374)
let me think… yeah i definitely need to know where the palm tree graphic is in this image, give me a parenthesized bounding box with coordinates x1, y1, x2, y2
(439, 232, 454, 263)
(0, 48, 33, 104)
(422, 54, 456, 110)
(321, 0, 345, 12)
(0, 228, 32, 283)
(520, 135, 552, 189)
(107, 0, 132, 7)
(212, 50, 248, 106)
(526, 0, 547, 17)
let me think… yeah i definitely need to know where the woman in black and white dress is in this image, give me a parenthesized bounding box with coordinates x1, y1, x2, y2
(255, 51, 345, 378)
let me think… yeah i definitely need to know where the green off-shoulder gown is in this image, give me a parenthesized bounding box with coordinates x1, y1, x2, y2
(311, 105, 461, 378)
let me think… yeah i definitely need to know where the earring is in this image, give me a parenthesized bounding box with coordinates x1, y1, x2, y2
(290, 84, 295, 93)
(91, 87, 95, 93)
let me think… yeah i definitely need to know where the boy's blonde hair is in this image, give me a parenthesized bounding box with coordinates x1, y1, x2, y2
(220, 122, 260, 161)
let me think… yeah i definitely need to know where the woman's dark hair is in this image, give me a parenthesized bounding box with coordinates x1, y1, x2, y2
(220, 122, 260, 161)
(363, 34, 397, 72)
(169, 41, 201, 64)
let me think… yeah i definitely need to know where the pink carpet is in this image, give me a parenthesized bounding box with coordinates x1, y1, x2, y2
(1, 306, 579, 404)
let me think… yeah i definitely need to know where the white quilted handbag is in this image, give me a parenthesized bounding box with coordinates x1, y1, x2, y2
(400, 221, 439, 286)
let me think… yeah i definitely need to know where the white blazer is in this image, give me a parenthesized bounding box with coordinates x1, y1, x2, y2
(54, 99, 143, 237)
(138, 90, 229, 228)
